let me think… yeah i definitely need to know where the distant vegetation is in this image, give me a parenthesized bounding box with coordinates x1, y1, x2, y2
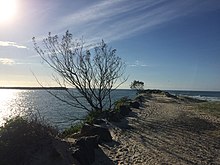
(130, 80, 144, 92)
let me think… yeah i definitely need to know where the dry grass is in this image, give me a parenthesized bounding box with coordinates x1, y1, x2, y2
(196, 101, 220, 118)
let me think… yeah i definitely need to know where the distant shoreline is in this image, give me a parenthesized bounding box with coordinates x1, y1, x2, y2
(0, 87, 67, 90)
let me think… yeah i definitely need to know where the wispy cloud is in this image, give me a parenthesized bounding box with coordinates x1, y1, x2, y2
(0, 58, 38, 65)
(128, 60, 150, 67)
(51, 0, 220, 43)
(0, 41, 27, 49)
(0, 58, 15, 65)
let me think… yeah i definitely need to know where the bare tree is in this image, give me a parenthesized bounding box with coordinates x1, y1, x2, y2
(33, 31, 127, 113)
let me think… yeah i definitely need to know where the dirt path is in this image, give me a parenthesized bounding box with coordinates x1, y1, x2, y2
(94, 94, 220, 165)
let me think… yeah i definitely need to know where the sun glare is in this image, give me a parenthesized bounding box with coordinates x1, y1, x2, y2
(0, 0, 17, 23)
(0, 89, 18, 125)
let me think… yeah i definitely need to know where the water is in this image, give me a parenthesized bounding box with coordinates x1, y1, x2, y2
(0, 89, 136, 130)
(167, 90, 220, 102)
(1, 89, 219, 130)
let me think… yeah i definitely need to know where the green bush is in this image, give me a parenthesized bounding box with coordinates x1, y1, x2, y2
(114, 96, 130, 112)
(84, 110, 103, 124)
(61, 122, 83, 138)
(61, 108, 107, 137)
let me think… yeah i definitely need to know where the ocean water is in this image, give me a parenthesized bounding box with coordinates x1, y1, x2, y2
(0, 89, 136, 130)
(1, 89, 219, 130)
(167, 90, 220, 102)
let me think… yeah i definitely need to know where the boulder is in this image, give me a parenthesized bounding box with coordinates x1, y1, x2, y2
(119, 105, 131, 116)
(135, 95, 145, 102)
(80, 124, 112, 142)
(107, 110, 122, 122)
(164, 92, 178, 99)
(130, 101, 140, 109)
(72, 135, 99, 165)
(93, 118, 106, 125)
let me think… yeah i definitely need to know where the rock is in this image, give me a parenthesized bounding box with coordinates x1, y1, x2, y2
(119, 105, 131, 116)
(135, 95, 145, 102)
(68, 132, 81, 139)
(80, 124, 112, 142)
(130, 101, 140, 109)
(164, 91, 178, 99)
(93, 118, 106, 125)
(72, 135, 99, 165)
(107, 110, 122, 122)
(75, 135, 99, 149)
(25, 138, 80, 165)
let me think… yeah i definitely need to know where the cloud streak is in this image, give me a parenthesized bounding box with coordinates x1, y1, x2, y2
(0, 58, 38, 65)
(51, 0, 220, 43)
(0, 58, 15, 65)
(0, 41, 27, 49)
(128, 60, 150, 67)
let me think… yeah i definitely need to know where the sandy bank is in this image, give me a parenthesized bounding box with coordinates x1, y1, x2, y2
(93, 93, 220, 165)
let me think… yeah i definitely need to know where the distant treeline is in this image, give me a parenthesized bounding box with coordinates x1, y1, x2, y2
(0, 87, 67, 90)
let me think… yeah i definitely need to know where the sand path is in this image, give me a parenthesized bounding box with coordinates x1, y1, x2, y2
(94, 94, 220, 165)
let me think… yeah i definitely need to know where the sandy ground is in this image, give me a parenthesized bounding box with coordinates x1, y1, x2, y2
(93, 93, 220, 165)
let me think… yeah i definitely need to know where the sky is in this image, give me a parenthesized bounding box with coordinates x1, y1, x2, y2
(0, 0, 220, 91)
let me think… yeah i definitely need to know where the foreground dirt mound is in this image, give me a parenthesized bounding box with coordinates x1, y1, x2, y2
(0, 117, 79, 165)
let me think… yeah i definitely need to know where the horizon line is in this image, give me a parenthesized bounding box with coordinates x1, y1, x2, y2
(0, 87, 219, 92)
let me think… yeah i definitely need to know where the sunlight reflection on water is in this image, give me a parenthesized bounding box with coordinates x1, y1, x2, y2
(0, 89, 27, 126)
(0, 89, 88, 129)
(0, 89, 136, 130)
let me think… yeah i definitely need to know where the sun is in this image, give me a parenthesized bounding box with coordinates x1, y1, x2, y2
(0, 0, 17, 23)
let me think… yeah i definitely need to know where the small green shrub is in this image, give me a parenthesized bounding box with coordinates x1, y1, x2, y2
(61, 122, 83, 138)
(84, 110, 103, 124)
(114, 96, 130, 112)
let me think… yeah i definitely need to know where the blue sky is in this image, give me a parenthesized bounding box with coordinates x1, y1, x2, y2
(0, 0, 220, 90)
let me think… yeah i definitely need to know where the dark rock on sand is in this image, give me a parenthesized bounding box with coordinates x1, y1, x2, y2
(135, 95, 146, 102)
(107, 110, 123, 122)
(71, 135, 99, 165)
(119, 105, 131, 116)
(93, 118, 107, 125)
(130, 101, 140, 109)
(80, 124, 112, 142)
